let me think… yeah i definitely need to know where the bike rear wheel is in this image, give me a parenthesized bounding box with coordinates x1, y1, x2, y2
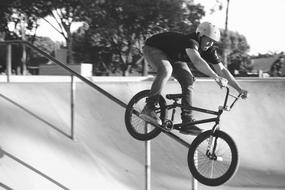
(124, 90, 166, 141)
(187, 130, 239, 186)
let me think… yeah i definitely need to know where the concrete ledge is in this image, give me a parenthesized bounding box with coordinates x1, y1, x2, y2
(0, 75, 155, 83)
(0, 75, 285, 83)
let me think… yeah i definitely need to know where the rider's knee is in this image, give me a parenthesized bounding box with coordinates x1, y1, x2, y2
(189, 76, 196, 85)
(158, 64, 173, 78)
(181, 75, 195, 89)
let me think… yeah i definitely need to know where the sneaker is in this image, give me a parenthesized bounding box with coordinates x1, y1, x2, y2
(180, 119, 203, 135)
(140, 105, 162, 125)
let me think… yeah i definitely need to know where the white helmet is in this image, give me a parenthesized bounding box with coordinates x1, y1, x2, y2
(196, 22, 220, 42)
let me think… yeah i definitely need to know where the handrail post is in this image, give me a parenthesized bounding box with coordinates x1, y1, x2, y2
(6, 44, 12, 82)
(71, 75, 76, 140)
(192, 151, 198, 190)
(22, 43, 27, 75)
(145, 124, 151, 190)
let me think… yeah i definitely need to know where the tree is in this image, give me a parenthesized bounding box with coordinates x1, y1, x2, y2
(0, 1, 12, 33)
(8, 0, 89, 64)
(27, 36, 58, 65)
(219, 30, 251, 75)
(0, 1, 29, 74)
(0, 32, 24, 74)
(74, 0, 205, 76)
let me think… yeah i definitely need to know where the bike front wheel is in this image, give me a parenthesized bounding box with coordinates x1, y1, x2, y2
(187, 130, 239, 186)
(124, 90, 166, 141)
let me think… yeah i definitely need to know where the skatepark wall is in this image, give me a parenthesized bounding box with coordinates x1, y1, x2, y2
(0, 76, 284, 190)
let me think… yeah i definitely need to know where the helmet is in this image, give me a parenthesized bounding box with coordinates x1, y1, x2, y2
(196, 22, 220, 42)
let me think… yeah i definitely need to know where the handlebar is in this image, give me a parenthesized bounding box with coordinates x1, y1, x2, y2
(222, 86, 242, 111)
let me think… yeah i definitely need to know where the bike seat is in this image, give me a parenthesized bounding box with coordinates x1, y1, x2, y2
(166, 94, 182, 100)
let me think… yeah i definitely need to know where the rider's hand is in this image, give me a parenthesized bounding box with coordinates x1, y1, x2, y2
(239, 89, 248, 99)
(215, 77, 228, 88)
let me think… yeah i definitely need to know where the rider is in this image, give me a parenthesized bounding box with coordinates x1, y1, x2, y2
(141, 21, 248, 135)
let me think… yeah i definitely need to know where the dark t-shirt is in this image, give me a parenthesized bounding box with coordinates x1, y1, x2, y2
(145, 32, 221, 65)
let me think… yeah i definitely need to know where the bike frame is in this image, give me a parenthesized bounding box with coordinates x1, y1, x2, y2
(153, 87, 241, 148)
(166, 103, 221, 132)
(166, 87, 240, 130)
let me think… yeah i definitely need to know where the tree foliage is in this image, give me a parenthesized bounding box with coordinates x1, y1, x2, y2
(1, 0, 88, 64)
(0, 1, 13, 32)
(1, 0, 252, 76)
(24, 0, 88, 64)
(219, 30, 251, 75)
(73, 0, 205, 75)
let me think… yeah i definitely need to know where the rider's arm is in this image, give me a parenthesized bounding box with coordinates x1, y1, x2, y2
(212, 63, 242, 93)
(186, 48, 219, 79)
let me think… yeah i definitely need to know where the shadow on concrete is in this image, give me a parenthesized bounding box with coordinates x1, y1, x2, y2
(0, 148, 69, 190)
(0, 93, 71, 139)
(0, 182, 13, 190)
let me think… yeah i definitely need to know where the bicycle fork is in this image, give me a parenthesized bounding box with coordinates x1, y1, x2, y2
(206, 124, 222, 161)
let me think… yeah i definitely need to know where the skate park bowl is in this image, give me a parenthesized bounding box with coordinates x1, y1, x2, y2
(0, 76, 285, 190)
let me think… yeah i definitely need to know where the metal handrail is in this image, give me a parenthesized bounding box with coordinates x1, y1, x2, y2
(0, 40, 127, 108)
(0, 147, 70, 190)
(0, 40, 130, 188)
(0, 40, 198, 190)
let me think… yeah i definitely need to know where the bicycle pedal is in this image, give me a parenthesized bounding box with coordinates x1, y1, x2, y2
(163, 120, 173, 131)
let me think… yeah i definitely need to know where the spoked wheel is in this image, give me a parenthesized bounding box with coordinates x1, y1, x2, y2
(187, 130, 239, 186)
(124, 90, 166, 141)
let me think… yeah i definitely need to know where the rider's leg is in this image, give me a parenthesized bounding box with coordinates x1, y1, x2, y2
(172, 61, 202, 134)
(141, 45, 173, 124)
(172, 61, 195, 120)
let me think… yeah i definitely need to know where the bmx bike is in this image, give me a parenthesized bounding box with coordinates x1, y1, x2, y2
(124, 86, 242, 186)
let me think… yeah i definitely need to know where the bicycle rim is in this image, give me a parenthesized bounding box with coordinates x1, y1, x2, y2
(188, 130, 239, 186)
(125, 90, 166, 141)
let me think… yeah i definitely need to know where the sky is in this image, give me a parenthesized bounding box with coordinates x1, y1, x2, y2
(37, 0, 285, 55)
(198, 0, 285, 55)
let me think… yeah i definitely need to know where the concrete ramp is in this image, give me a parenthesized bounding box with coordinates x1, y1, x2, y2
(0, 78, 284, 190)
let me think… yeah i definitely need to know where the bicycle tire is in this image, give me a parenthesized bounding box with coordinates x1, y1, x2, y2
(124, 90, 166, 141)
(187, 130, 239, 186)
